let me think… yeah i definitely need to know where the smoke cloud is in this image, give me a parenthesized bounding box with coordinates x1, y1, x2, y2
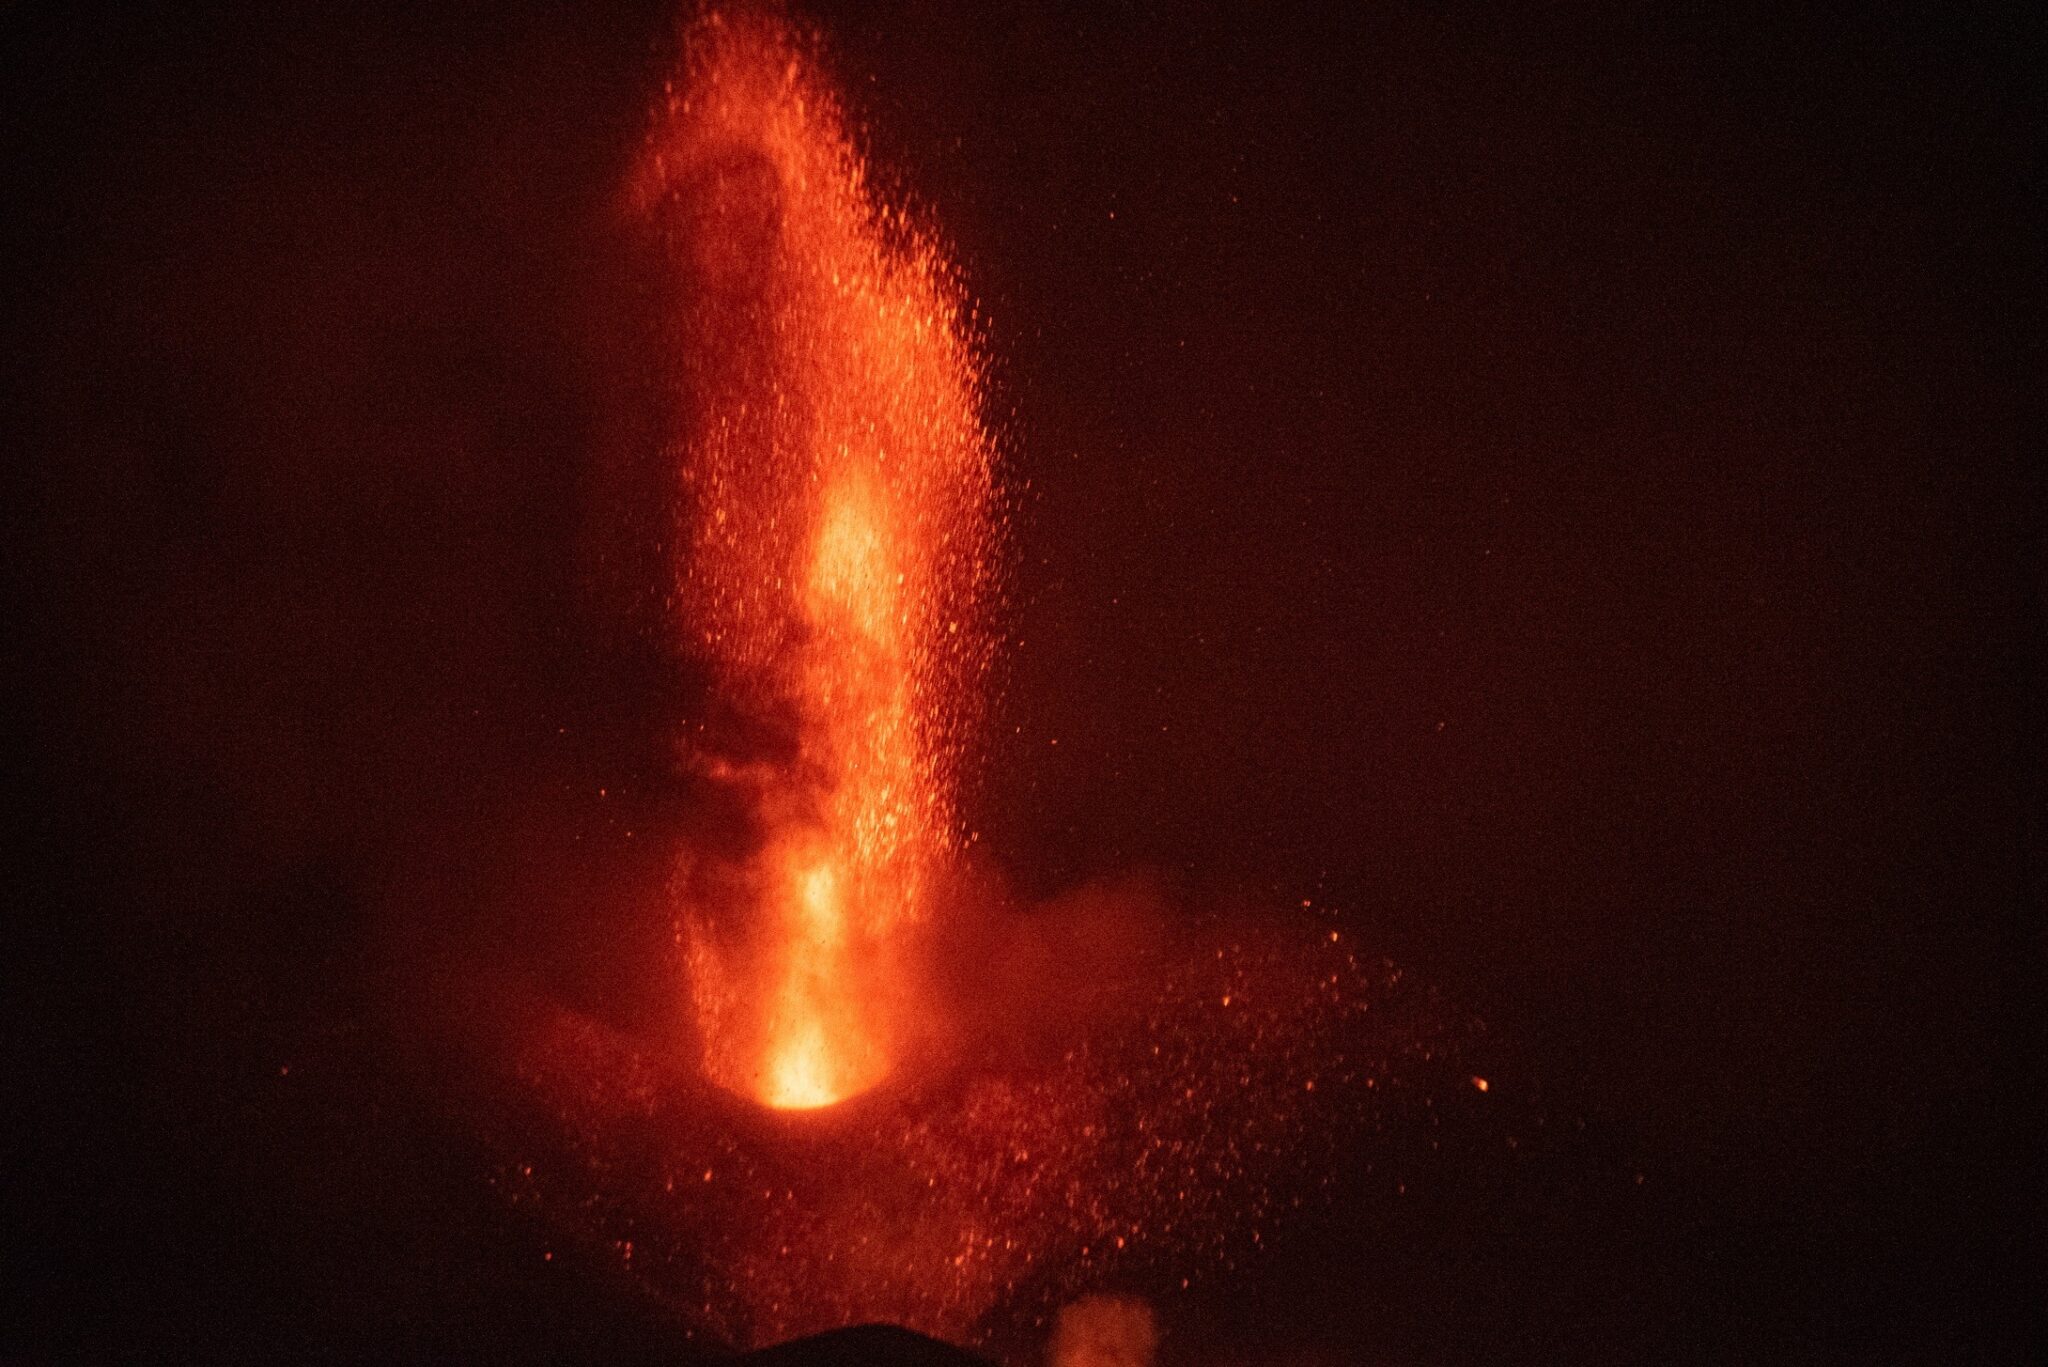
(1049, 1295, 1159, 1367)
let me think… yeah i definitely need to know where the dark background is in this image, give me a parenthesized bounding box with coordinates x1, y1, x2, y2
(6, 2, 2037, 1362)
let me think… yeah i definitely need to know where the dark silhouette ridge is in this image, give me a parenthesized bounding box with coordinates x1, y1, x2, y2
(738, 1323, 992, 1367)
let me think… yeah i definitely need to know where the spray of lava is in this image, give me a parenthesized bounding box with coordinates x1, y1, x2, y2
(461, 9, 1504, 1357)
(632, 9, 997, 1110)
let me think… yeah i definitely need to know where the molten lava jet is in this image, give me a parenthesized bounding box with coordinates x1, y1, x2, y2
(464, 9, 1494, 1358)
(634, 9, 998, 1112)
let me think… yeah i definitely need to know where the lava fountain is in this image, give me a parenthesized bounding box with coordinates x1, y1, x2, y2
(633, 10, 998, 1110)
(463, 8, 1495, 1355)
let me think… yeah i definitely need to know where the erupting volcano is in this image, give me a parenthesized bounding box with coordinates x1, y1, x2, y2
(469, 7, 1486, 1356)
(636, 11, 998, 1112)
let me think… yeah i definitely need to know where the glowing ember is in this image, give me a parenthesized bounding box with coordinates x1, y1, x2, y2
(634, 9, 997, 1110)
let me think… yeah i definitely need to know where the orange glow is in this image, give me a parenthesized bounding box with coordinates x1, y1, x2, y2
(636, 12, 996, 1111)
(473, 14, 1493, 1349)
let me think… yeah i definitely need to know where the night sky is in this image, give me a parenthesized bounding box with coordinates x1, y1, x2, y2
(8, 3, 2037, 1362)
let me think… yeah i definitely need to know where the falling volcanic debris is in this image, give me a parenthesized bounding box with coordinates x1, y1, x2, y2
(465, 6, 1485, 1356)
(631, 7, 998, 1113)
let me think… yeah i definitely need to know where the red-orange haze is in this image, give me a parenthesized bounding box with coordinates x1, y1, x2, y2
(632, 11, 997, 1110)
(460, 8, 1472, 1356)
(457, 9, 1487, 1356)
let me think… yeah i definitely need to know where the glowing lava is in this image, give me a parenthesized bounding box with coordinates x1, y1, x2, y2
(635, 11, 996, 1110)
(463, 12, 1500, 1353)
